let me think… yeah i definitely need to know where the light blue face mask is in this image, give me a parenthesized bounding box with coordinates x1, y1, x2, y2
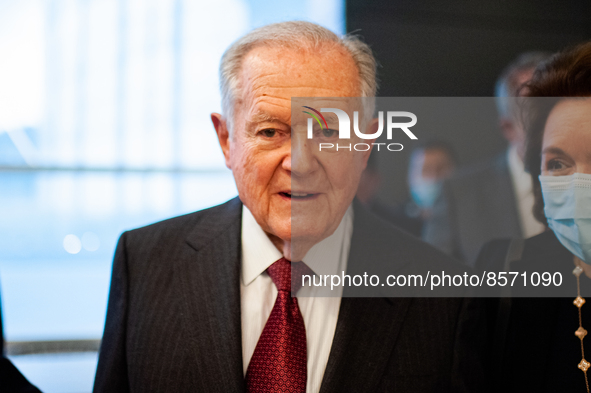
(410, 178, 443, 209)
(540, 173, 591, 263)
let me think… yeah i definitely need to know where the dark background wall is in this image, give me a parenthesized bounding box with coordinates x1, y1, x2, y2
(346, 0, 591, 204)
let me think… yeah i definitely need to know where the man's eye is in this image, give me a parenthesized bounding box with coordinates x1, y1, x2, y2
(261, 129, 276, 137)
(322, 128, 337, 138)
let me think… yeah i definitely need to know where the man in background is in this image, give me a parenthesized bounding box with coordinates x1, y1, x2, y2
(423, 52, 550, 265)
(405, 141, 457, 235)
(357, 141, 456, 237)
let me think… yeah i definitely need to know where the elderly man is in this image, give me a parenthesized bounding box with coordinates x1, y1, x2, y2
(94, 21, 484, 392)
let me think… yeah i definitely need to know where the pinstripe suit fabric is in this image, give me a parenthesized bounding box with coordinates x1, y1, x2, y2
(94, 197, 486, 393)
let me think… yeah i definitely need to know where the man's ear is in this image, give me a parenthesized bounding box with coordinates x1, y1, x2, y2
(211, 113, 232, 169)
(499, 118, 516, 143)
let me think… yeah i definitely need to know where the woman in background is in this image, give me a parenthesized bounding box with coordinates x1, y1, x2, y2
(476, 40, 591, 392)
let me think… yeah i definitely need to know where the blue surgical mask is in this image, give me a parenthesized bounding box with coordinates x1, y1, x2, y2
(540, 173, 591, 263)
(410, 178, 442, 209)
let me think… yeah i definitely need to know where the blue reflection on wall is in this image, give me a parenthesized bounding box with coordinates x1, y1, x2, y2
(0, 170, 237, 341)
(0, 0, 344, 390)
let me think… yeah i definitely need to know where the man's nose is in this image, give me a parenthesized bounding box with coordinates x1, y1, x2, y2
(282, 154, 291, 172)
(290, 135, 318, 176)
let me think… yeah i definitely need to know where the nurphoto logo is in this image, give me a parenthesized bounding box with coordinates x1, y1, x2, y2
(302, 106, 418, 152)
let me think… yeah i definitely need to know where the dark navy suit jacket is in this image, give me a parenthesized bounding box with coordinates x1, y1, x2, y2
(94, 197, 486, 392)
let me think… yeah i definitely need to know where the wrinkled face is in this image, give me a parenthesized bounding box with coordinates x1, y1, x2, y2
(217, 44, 367, 251)
(541, 99, 591, 177)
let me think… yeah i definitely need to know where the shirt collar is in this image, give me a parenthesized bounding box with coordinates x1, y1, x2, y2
(241, 204, 353, 286)
(241, 206, 283, 286)
(302, 205, 352, 278)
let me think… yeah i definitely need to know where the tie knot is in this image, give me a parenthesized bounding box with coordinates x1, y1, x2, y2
(267, 257, 313, 294)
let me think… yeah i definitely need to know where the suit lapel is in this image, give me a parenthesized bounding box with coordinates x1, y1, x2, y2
(176, 198, 246, 392)
(319, 297, 412, 393)
(320, 201, 413, 393)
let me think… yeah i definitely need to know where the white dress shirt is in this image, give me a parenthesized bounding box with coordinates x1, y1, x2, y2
(240, 205, 353, 393)
(507, 145, 546, 238)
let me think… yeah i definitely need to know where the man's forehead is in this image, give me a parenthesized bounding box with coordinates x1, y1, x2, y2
(245, 105, 338, 120)
(247, 110, 290, 124)
(237, 44, 360, 97)
(247, 108, 340, 123)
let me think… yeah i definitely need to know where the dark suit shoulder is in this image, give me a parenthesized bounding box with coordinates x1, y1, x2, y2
(129, 197, 240, 236)
(124, 197, 241, 245)
(475, 230, 565, 273)
(392, 223, 468, 274)
(118, 197, 242, 274)
(519, 230, 572, 271)
(474, 238, 512, 272)
(97, 197, 244, 392)
(352, 200, 468, 276)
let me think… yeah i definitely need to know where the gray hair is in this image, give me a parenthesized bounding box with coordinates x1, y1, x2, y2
(219, 21, 378, 132)
(494, 51, 552, 119)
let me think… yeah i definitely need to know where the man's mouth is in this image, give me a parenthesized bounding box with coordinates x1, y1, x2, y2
(279, 192, 318, 200)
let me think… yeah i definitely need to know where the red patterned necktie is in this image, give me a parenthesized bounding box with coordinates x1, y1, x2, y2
(246, 257, 312, 393)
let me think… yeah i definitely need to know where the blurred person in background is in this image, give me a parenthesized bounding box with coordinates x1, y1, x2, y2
(423, 51, 551, 265)
(94, 21, 485, 393)
(405, 141, 457, 235)
(475, 40, 591, 393)
(355, 152, 401, 226)
(357, 141, 456, 237)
